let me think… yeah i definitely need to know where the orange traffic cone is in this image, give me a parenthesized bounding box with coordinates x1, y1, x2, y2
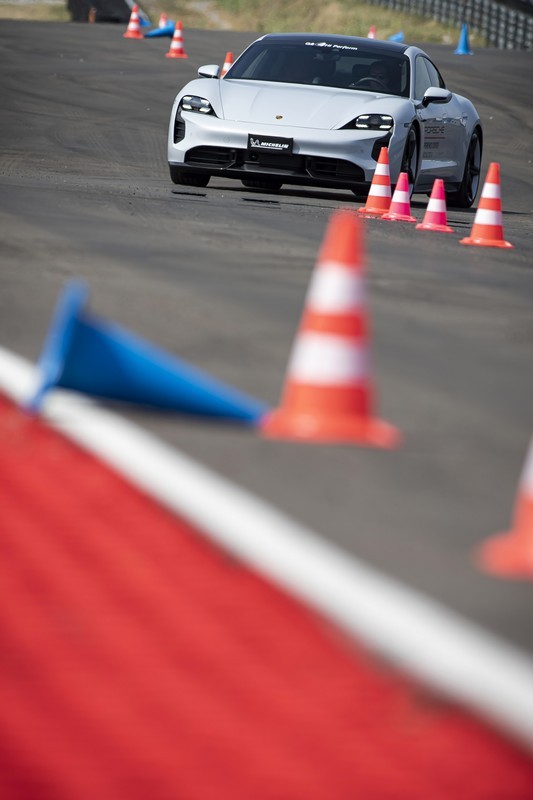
(381, 172, 417, 222)
(358, 147, 391, 217)
(476, 438, 533, 578)
(123, 3, 143, 38)
(260, 211, 402, 447)
(367, 25, 376, 39)
(158, 11, 168, 27)
(166, 21, 188, 58)
(220, 51, 233, 77)
(416, 178, 453, 233)
(460, 162, 513, 248)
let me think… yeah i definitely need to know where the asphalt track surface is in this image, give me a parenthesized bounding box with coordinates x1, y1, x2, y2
(1, 21, 532, 657)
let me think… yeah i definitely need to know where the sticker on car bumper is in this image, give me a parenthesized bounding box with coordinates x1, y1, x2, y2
(247, 134, 293, 154)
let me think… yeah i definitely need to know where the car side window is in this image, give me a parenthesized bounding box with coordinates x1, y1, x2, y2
(424, 58, 446, 89)
(414, 56, 432, 100)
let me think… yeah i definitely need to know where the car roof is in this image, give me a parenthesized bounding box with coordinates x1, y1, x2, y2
(256, 32, 409, 55)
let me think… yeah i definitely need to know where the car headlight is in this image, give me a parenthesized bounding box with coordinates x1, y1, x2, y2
(354, 114, 393, 131)
(340, 114, 393, 131)
(179, 95, 216, 115)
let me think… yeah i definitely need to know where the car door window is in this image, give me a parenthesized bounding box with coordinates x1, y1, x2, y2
(424, 58, 445, 89)
(414, 56, 432, 100)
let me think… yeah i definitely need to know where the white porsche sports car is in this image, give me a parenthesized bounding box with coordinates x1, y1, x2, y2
(168, 33, 483, 207)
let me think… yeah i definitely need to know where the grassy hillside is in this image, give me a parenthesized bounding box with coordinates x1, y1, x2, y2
(147, 0, 467, 45)
(0, 0, 472, 46)
(209, 0, 461, 43)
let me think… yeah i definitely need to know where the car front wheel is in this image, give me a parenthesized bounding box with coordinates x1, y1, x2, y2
(399, 126, 419, 196)
(447, 128, 482, 208)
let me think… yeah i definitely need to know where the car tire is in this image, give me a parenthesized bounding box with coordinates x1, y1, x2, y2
(169, 167, 210, 187)
(241, 179, 283, 191)
(398, 125, 419, 197)
(447, 128, 482, 209)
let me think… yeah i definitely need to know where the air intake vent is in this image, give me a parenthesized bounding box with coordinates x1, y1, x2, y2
(186, 147, 236, 167)
(306, 157, 364, 181)
(173, 114, 185, 144)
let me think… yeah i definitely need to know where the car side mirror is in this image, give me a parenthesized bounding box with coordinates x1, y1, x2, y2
(198, 64, 221, 79)
(421, 87, 452, 107)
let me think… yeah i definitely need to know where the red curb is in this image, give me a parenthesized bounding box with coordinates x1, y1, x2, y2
(0, 395, 532, 798)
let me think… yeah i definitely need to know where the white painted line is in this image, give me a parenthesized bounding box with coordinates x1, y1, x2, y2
(1, 344, 532, 750)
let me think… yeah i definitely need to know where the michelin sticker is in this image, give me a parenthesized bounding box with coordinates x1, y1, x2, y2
(248, 134, 293, 153)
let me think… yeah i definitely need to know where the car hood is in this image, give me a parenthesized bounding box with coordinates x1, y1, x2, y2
(217, 79, 390, 130)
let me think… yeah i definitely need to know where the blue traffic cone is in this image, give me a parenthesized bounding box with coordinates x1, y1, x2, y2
(454, 23, 473, 55)
(388, 31, 404, 43)
(27, 281, 268, 424)
(144, 22, 175, 38)
(138, 11, 151, 27)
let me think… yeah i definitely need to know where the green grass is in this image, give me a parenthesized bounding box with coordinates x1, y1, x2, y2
(173, 0, 467, 45)
(0, 2, 69, 21)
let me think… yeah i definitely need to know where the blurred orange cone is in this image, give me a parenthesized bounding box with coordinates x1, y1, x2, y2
(416, 178, 453, 233)
(166, 21, 188, 58)
(476, 438, 533, 578)
(358, 147, 392, 217)
(460, 162, 513, 248)
(381, 172, 417, 222)
(260, 210, 402, 447)
(158, 11, 168, 27)
(220, 51, 233, 77)
(123, 3, 143, 38)
(367, 25, 376, 38)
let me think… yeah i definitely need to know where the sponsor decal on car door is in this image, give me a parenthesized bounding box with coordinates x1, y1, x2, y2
(416, 56, 463, 178)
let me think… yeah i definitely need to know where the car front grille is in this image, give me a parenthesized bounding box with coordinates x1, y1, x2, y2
(243, 152, 305, 172)
(182, 146, 365, 186)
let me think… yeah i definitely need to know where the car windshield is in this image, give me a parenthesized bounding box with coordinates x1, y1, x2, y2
(227, 41, 410, 97)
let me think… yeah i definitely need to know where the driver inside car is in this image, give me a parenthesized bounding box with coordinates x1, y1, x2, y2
(366, 60, 391, 89)
(351, 59, 392, 91)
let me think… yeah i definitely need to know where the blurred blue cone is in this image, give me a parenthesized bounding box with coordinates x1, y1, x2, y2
(144, 22, 175, 38)
(454, 23, 473, 55)
(27, 281, 268, 425)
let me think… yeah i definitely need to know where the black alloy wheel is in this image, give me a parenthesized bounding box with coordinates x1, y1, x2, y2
(399, 126, 418, 196)
(447, 129, 482, 208)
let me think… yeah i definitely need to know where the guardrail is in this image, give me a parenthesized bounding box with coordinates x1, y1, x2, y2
(366, 0, 533, 48)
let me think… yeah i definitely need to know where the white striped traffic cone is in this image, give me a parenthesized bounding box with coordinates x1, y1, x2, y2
(381, 172, 416, 222)
(220, 51, 233, 77)
(416, 178, 453, 233)
(166, 21, 188, 59)
(158, 11, 168, 27)
(476, 437, 533, 577)
(460, 162, 513, 248)
(123, 3, 143, 38)
(260, 210, 402, 447)
(358, 147, 391, 217)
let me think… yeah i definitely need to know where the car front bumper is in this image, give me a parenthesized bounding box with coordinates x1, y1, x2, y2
(168, 110, 401, 191)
